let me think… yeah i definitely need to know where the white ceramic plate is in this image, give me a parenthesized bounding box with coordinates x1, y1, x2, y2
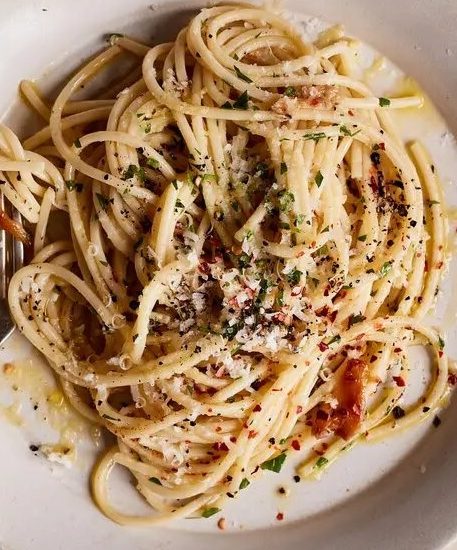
(1, 1, 457, 549)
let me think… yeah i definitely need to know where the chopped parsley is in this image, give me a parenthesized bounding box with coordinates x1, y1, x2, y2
(202, 173, 217, 183)
(286, 268, 302, 286)
(261, 453, 286, 473)
(238, 253, 252, 269)
(284, 86, 297, 98)
(294, 214, 305, 227)
(357, 234, 367, 242)
(201, 507, 220, 518)
(315, 244, 329, 256)
(379, 97, 391, 107)
(315, 170, 324, 187)
(278, 190, 295, 211)
(123, 164, 145, 182)
(276, 288, 284, 307)
(146, 157, 159, 169)
(239, 478, 250, 490)
(379, 261, 392, 278)
(65, 180, 83, 192)
(234, 66, 253, 83)
(149, 477, 162, 485)
(340, 125, 361, 137)
(233, 90, 249, 110)
(438, 336, 445, 350)
(255, 161, 269, 177)
(348, 313, 366, 328)
(314, 456, 329, 469)
(96, 193, 111, 210)
(222, 321, 242, 340)
(304, 132, 326, 142)
(280, 162, 288, 175)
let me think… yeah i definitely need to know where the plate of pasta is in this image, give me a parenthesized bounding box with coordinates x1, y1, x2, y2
(0, 1, 457, 549)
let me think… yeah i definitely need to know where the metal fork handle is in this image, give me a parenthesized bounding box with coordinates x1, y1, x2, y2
(0, 189, 24, 345)
(0, 297, 14, 345)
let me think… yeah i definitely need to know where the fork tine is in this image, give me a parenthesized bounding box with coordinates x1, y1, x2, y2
(0, 192, 6, 299)
(11, 207, 24, 274)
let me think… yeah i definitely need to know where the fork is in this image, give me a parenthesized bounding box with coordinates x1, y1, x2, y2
(0, 191, 24, 345)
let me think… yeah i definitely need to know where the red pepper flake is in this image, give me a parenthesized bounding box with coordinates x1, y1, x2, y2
(315, 305, 329, 317)
(274, 312, 287, 323)
(291, 439, 301, 451)
(394, 348, 402, 353)
(198, 261, 211, 275)
(438, 351, 443, 358)
(213, 442, 229, 452)
(448, 373, 457, 386)
(248, 430, 258, 439)
(318, 341, 329, 352)
(276, 512, 284, 521)
(393, 376, 406, 387)
(296, 405, 303, 415)
(253, 404, 262, 412)
(424, 260, 429, 273)
(244, 287, 255, 299)
(230, 436, 237, 443)
(228, 296, 240, 308)
(370, 355, 377, 363)
(328, 310, 337, 323)
(369, 175, 379, 194)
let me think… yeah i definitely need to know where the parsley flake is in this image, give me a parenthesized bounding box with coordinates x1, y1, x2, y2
(380, 261, 392, 278)
(201, 507, 220, 518)
(261, 453, 286, 473)
(284, 86, 297, 98)
(146, 157, 159, 169)
(314, 456, 329, 469)
(239, 478, 250, 490)
(234, 66, 253, 83)
(233, 90, 249, 110)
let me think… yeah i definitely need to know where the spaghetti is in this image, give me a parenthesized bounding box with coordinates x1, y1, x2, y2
(2, 3, 453, 525)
